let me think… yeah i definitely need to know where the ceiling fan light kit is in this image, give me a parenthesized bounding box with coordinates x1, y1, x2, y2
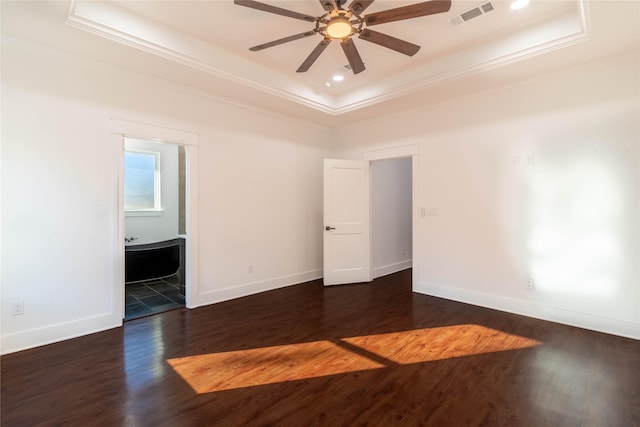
(234, 0, 452, 75)
(326, 14, 354, 39)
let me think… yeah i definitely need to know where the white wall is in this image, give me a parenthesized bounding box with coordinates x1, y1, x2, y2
(371, 158, 412, 278)
(335, 51, 640, 339)
(0, 37, 334, 354)
(124, 138, 179, 245)
(2, 35, 637, 355)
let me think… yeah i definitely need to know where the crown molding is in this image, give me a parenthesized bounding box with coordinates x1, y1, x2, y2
(334, 2, 590, 114)
(65, 0, 590, 116)
(65, 0, 337, 114)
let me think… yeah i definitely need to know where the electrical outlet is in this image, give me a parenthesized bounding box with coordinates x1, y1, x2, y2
(247, 265, 253, 274)
(12, 301, 24, 316)
(401, 248, 407, 256)
(527, 279, 535, 290)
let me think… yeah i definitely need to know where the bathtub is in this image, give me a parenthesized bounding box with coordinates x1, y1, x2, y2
(125, 238, 185, 292)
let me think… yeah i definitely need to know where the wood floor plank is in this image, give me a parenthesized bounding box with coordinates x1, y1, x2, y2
(2, 270, 639, 426)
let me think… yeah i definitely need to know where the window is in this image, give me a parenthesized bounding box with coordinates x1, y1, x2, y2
(124, 149, 161, 213)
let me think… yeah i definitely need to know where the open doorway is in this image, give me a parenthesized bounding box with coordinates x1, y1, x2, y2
(111, 118, 199, 325)
(371, 157, 413, 279)
(123, 138, 187, 320)
(323, 148, 418, 287)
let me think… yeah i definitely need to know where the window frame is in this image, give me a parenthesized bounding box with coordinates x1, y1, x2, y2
(124, 148, 162, 216)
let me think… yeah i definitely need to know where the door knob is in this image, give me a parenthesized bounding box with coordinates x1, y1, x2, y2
(325, 226, 336, 231)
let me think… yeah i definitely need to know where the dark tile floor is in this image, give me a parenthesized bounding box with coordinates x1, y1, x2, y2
(125, 274, 185, 321)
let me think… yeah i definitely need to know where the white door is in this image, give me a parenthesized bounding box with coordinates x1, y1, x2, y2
(323, 159, 371, 286)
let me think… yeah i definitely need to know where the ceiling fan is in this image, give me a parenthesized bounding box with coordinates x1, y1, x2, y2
(234, 0, 452, 74)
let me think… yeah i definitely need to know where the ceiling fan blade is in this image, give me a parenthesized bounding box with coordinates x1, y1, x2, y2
(234, 0, 317, 23)
(319, 0, 338, 12)
(365, 0, 451, 26)
(297, 39, 331, 72)
(249, 30, 317, 51)
(358, 29, 420, 56)
(341, 38, 365, 74)
(348, 0, 375, 14)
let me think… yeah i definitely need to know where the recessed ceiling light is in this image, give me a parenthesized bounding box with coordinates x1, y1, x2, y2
(510, 0, 530, 10)
(332, 74, 345, 82)
(325, 82, 332, 87)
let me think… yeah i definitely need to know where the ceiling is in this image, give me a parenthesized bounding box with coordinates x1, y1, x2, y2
(1, 1, 638, 126)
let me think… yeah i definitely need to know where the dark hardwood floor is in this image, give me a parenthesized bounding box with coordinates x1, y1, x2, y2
(2, 270, 639, 426)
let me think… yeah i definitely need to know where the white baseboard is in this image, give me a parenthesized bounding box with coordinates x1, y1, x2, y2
(192, 269, 323, 308)
(1, 312, 121, 355)
(415, 280, 640, 340)
(373, 260, 412, 279)
(2, 270, 323, 355)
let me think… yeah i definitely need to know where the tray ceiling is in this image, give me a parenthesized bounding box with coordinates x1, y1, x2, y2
(2, 1, 638, 125)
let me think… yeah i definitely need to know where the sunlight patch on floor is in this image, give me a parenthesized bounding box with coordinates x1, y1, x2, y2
(343, 324, 543, 365)
(167, 325, 542, 393)
(167, 340, 384, 393)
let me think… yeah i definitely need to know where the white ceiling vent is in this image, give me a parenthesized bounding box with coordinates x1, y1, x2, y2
(450, 2, 494, 26)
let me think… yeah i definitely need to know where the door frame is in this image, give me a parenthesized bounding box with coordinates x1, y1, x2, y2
(111, 118, 199, 320)
(363, 144, 419, 290)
